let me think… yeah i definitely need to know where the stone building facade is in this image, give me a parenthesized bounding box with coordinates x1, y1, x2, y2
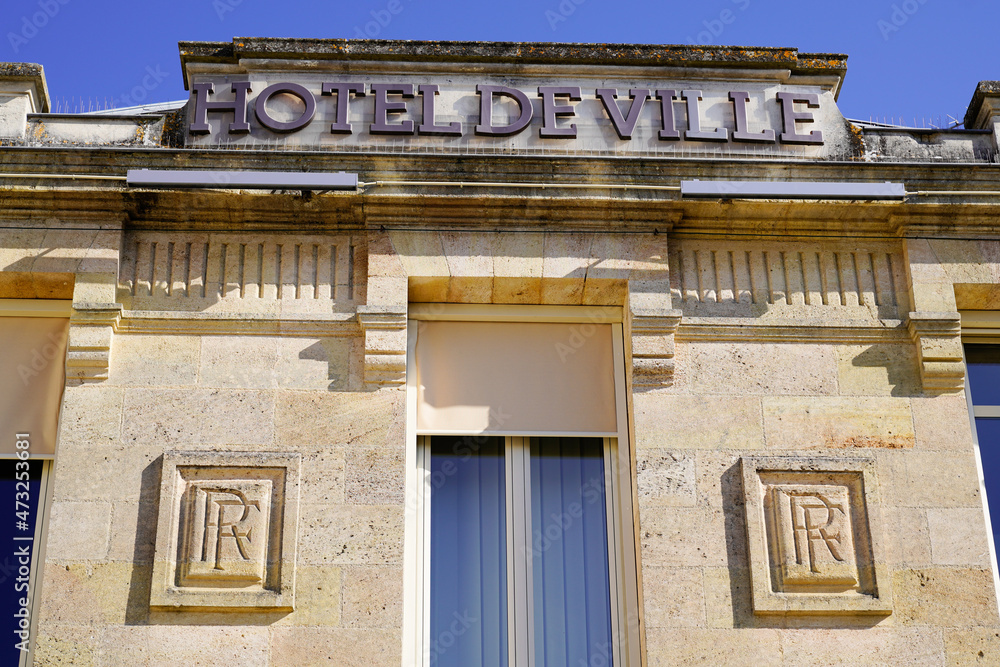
(1, 39, 1000, 665)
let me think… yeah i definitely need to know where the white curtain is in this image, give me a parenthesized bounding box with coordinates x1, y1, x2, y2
(530, 437, 612, 666)
(430, 436, 508, 667)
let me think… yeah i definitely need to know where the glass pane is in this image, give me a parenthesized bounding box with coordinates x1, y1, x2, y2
(975, 418, 1000, 550)
(966, 344, 1000, 405)
(530, 437, 613, 667)
(0, 459, 43, 663)
(430, 436, 507, 667)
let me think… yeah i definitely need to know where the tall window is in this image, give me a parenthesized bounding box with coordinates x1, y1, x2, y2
(0, 306, 69, 666)
(403, 306, 639, 667)
(965, 344, 1000, 551)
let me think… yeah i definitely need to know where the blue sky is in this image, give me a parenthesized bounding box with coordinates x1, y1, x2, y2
(4, 0, 997, 126)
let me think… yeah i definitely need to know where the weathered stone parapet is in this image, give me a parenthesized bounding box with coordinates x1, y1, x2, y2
(0, 63, 49, 140)
(965, 80, 1000, 155)
(907, 311, 964, 393)
(630, 309, 682, 388)
(357, 305, 407, 387)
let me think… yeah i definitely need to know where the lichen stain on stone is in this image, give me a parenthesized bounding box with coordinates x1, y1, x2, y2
(846, 120, 866, 157)
(825, 435, 914, 449)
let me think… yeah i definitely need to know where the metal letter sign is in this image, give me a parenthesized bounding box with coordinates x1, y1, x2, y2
(186, 79, 828, 150)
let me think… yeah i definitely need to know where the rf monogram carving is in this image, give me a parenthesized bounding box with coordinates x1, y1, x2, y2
(769, 484, 858, 586)
(151, 453, 300, 610)
(741, 458, 891, 615)
(181, 481, 272, 585)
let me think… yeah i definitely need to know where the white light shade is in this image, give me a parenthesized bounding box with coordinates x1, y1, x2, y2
(415, 320, 617, 435)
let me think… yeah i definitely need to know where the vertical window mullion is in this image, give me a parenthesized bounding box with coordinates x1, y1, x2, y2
(521, 437, 536, 667)
(418, 437, 431, 666)
(506, 436, 534, 667)
(603, 437, 623, 666)
(611, 323, 639, 666)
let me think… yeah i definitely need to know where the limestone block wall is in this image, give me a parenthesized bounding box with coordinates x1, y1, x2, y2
(24, 226, 1000, 665)
(34, 229, 403, 664)
(35, 330, 406, 665)
(636, 343, 998, 663)
(633, 237, 1000, 665)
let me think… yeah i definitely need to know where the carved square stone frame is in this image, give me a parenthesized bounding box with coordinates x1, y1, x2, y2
(150, 451, 300, 611)
(741, 456, 891, 615)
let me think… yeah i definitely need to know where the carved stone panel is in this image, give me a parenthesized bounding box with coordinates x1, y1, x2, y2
(768, 483, 858, 587)
(180, 481, 271, 586)
(741, 456, 891, 615)
(151, 452, 300, 611)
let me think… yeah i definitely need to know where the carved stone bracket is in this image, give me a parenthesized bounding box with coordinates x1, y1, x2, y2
(907, 311, 964, 393)
(65, 303, 121, 383)
(630, 309, 682, 388)
(357, 305, 407, 387)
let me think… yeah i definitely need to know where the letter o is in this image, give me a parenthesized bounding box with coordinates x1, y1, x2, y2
(439, 631, 455, 648)
(18, 618, 28, 629)
(902, 0, 918, 12)
(365, 21, 380, 37)
(131, 85, 147, 102)
(254, 82, 317, 133)
(19, 565, 29, 576)
(545, 524, 561, 540)
(33, 11, 49, 28)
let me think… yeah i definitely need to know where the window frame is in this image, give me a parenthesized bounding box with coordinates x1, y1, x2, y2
(0, 298, 70, 667)
(960, 310, 1000, 618)
(402, 304, 641, 667)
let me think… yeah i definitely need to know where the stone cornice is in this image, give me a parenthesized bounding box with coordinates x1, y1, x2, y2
(178, 39, 847, 90)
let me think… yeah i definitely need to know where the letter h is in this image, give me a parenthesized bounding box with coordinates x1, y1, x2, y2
(189, 82, 252, 135)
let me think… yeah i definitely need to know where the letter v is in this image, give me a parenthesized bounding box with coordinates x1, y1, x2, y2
(596, 88, 651, 140)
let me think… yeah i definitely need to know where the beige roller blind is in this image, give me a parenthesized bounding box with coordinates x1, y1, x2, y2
(0, 317, 69, 456)
(415, 320, 617, 435)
